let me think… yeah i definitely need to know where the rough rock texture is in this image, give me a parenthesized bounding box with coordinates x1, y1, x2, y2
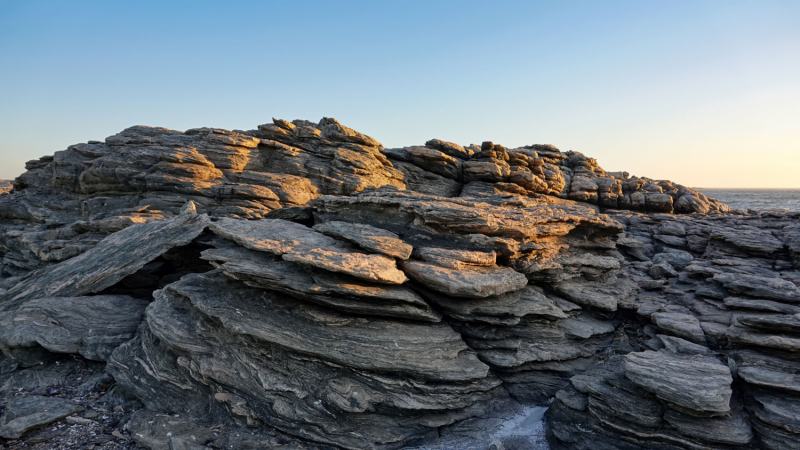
(126, 410, 213, 450)
(0, 395, 84, 439)
(548, 210, 800, 450)
(0, 214, 209, 313)
(0, 117, 794, 450)
(0, 295, 148, 364)
(382, 139, 727, 215)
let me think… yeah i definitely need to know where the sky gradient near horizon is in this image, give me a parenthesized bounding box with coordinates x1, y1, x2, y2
(1, 1, 799, 187)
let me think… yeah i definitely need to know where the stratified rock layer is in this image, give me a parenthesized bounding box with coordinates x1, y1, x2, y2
(548, 210, 800, 450)
(0, 117, 795, 450)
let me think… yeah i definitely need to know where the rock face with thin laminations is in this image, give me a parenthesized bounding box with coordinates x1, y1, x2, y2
(0, 117, 796, 450)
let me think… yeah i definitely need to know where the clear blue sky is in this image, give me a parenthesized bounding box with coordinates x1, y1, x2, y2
(1, 1, 799, 187)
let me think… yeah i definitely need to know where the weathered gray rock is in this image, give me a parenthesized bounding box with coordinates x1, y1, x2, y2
(127, 410, 213, 450)
(414, 247, 496, 269)
(657, 335, 711, 356)
(663, 406, 754, 445)
(401, 260, 527, 298)
(737, 314, 800, 333)
(650, 312, 706, 344)
(738, 366, 800, 394)
(0, 295, 148, 363)
(109, 271, 503, 449)
(458, 313, 615, 369)
(748, 392, 800, 434)
(179, 200, 197, 215)
(170, 271, 481, 381)
(313, 221, 412, 259)
(714, 272, 800, 303)
(1, 214, 209, 313)
(652, 250, 694, 269)
(726, 323, 800, 352)
(415, 285, 567, 325)
(202, 243, 440, 322)
(5, 117, 794, 450)
(284, 249, 407, 285)
(0, 359, 83, 391)
(208, 217, 338, 256)
(649, 261, 678, 279)
(724, 297, 800, 314)
(550, 278, 633, 311)
(0, 395, 84, 439)
(624, 350, 732, 414)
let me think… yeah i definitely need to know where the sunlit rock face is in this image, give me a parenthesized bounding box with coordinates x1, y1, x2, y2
(0, 118, 797, 450)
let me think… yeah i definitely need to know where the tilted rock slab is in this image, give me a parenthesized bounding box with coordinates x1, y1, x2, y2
(624, 350, 733, 414)
(0, 214, 209, 314)
(0, 395, 84, 439)
(0, 295, 147, 364)
(109, 271, 503, 449)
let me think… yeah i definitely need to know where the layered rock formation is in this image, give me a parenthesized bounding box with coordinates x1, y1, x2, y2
(548, 210, 800, 450)
(0, 117, 795, 450)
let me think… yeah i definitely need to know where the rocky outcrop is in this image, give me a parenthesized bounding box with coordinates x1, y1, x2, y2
(548, 209, 800, 450)
(0, 295, 147, 364)
(383, 140, 727, 214)
(0, 118, 722, 281)
(0, 117, 794, 450)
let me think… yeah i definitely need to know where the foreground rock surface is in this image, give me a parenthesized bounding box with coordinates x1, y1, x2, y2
(0, 395, 84, 439)
(0, 117, 796, 450)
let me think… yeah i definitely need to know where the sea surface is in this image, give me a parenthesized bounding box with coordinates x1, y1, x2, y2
(697, 189, 800, 212)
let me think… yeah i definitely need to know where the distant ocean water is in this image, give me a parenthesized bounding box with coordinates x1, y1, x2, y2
(697, 189, 800, 212)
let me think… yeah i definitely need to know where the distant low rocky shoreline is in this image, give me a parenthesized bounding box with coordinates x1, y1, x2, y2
(698, 188, 800, 212)
(0, 118, 797, 450)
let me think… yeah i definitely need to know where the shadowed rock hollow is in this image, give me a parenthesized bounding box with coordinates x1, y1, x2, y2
(0, 118, 797, 450)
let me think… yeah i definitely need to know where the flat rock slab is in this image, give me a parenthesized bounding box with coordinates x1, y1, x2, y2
(713, 273, 800, 303)
(550, 279, 623, 311)
(663, 406, 753, 446)
(1, 360, 81, 392)
(711, 228, 785, 256)
(737, 314, 800, 334)
(1, 214, 209, 313)
(163, 271, 488, 382)
(209, 217, 338, 255)
(726, 324, 800, 352)
(313, 193, 623, 241)
(0, 395, 84, 439)
(657, 335, 711, 356)
(650, 312, 706, 344)
(203, 244, 440, 322)
(724, 297, 800, 314)
(738, 366, 800, 394)
(0, 295, 148, 362)
(463, 313, 615, 369)
(401, 261, 527, 298)
(415, 247, 496, 270)
(624, 350, 732, 414)
(284, 248, 407, 285)
(749, 392, 800, 434)
(418, 286, 567, 325)
(314, 221, 412, 259)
